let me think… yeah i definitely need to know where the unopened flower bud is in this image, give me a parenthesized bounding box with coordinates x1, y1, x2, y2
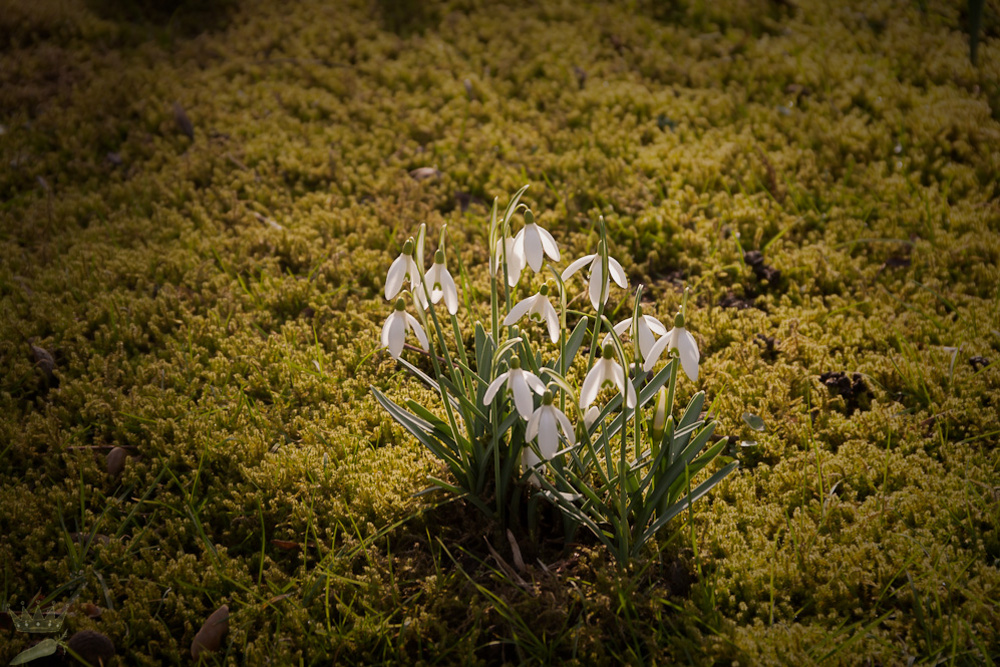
(584, 405, 600, 428)
(652, 387, 667, 441)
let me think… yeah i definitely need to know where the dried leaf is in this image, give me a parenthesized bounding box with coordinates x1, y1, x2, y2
(191, 604, 229, 660)
(741, 412, 766, 432)
(409, 167, 441, 181)
(10, 638, 59, 665)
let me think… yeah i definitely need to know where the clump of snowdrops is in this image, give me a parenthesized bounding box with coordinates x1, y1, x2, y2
(373, 186, 737, 564)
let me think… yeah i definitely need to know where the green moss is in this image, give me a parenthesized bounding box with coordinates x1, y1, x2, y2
(1, 0, 998, 663)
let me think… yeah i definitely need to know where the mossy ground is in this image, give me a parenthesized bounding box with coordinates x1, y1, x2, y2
(1, 0, 999, 664)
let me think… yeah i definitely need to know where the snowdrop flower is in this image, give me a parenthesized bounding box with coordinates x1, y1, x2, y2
(385, 239, 420, 300)
(417, 249, 459, 314)
(583, 405, 601, 429)
(523, 390, 575, 486)
(380, 298, 429, 359)
(560, 242, 628, 310)
(483, 356, 546, 419)
(580, 344, 637, 410)
(504, 284, 560, 344)
(603, 306, 667, 362)
(513, 210, 560, 273)
(643, 309, 700, 382)
(490, 235, 525, 287)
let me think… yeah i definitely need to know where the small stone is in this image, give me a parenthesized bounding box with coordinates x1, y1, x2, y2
(106, 447, 129, 477)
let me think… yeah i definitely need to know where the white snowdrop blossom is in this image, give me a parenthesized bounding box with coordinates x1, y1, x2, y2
(643, 310, 700, 382)
(385, 239, 421, 300)
(651, 387, 668, 441)
(490, 235, 525, 287)
(380, 298, 429, 359)
(483, 356, 546, 419)
(603, 308, 667, 362)
(560, 242, 628, 310)
(523, 390, 575, 486)
(580, 345, 637, 409)
(513, 210, 560, 273)
(417, 249, 459, 314)
(504, 284, 560, 344)
(583, 405, 601, 428)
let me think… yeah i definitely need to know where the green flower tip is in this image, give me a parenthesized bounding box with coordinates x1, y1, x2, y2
(509, 356, 522, 369)
(674, 310, 685, 328)
(602, 344, 614, 359)
(402, 239, 414, 256)
(523, 209, 534, 225)
(542, 390, 554, 405)
(539, 283, 549, 296)
(394, 298, 406, 311)
(434, 248, 445, 264)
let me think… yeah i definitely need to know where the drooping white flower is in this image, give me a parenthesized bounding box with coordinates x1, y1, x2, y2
(603, 307, 667, 362)
(642, 310, 700, 382)
(512, 209, 560, 273)
(483, 356, 546, 419)
(523, 390, 575, 486)
(490, 235, 525, 287)
(385, 239, 421, 300)
(380, 298, 429, 359)
(580, 344, 637, 409)
(560, 242, 628, 310)
(417, 249, 459, 314)
(504, 284, 559, 344)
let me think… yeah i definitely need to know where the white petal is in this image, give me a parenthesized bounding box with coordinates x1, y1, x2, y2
(638, 323, 658, 359)
(554, 408, 575, 445)
(538, 408, 559, 458)
(385, 255, 407, 300)
(504, 296, 534, 326)
(538, 226, 561, 262)
(522, 445, 542, 486)
(523, 224, 544, 272)
(608, 257, 628, 288)
(542, 300, 560, 344)
(511, 371, 535, 419)
(677, 329, 700, 382)
(583, 405, 600, 428)
(386, 311, 406, 358)
(579, 363, 606, 409)
(380, 312, 394, 349)
(506, 238, 525, 287)
(484, 372, 509, 404)
(405, 313, 429, 351)
(643, 333, 672, 373)
(588, 258, 605, 310)
(612, 319, 631, 337)
(643, 315, 668, 336)
(561, 254, 595, 281)
(441, 270, 459, 314)
(523, 371, 546, 395)
(525, 407, 542, 442)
